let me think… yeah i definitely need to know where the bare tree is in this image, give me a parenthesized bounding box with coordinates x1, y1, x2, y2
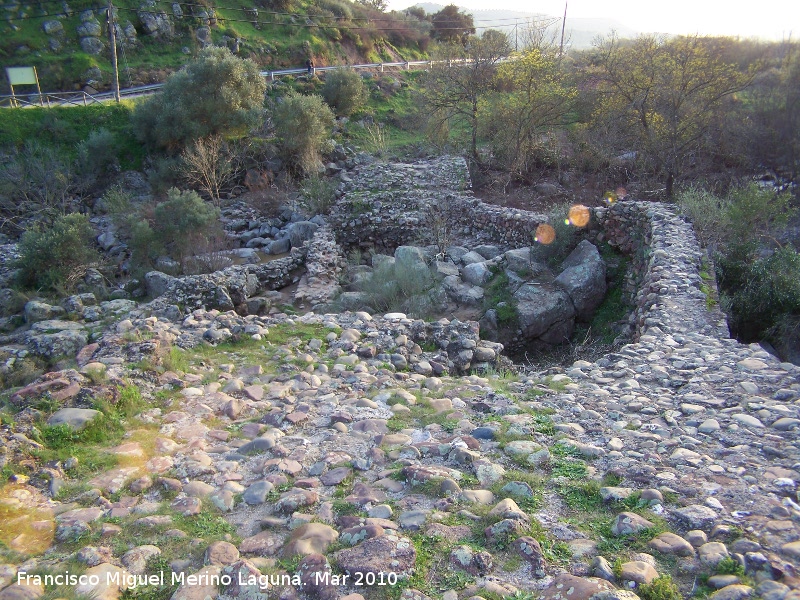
(0, 142, 77, 231)
(420, 31, 511, 162)
(178, 135, 240, 205)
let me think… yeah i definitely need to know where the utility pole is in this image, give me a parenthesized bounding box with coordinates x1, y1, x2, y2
(107, 0, 121, 102)
(559, 1, 567, 58)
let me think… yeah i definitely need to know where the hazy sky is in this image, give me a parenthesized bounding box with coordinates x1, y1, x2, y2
(387, 0, 799, 40)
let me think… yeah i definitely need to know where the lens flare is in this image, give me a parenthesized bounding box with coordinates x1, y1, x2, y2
(566, 204, 591, 227)
(534, 223, 556, 245)
(0, 484, 55, 555)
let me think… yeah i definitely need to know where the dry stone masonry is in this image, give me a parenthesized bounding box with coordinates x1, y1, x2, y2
(0, 156, 799, 600)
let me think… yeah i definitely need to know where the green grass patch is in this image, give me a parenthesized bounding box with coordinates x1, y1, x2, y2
(173, 511, 238, 541)
(0, 103, 144, 169)
(483, 269, 519, 327)
(551, 458, 588, 479)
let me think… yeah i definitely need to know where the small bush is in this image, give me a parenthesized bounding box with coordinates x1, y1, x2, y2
(677, 183, 795, 251)
(322, 68, 368, 116)
(484, 269, 518, 326)
(126, 189, 222, 275)
(675, 186, 730, 249)
(76, 128, 119, 180)
(0, 142, 76, 227)
(638, 575, 682, 600)
(353, 260, 440, 318)
(15, 213, 100, 292)
(300, 174, 338, 215)
(272, 92, 335, 175)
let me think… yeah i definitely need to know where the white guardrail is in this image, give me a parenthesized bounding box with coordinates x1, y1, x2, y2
(0, 59, 474, 107)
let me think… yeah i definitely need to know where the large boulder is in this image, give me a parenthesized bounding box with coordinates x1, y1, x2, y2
(137, 2, 174, 38)
(266, 237, 290, 255)
(554, 240, 606, 319)
(513, 282, 575, 344)
(77, 20, 102, 37)
(25, 321, 88, 358)
(503, 248, 552, 279)
(462, 261, 492, 286)
(42, 20, 64, 35)
(48, 408, 101, 431)
(144, 271, 176, 298)
(442, 276, 484, 305)
(289, 221, 319, 248)
(24, 300, 65, 323)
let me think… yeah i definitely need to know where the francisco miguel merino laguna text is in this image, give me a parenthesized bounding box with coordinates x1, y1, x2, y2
(16, 570, 305, 589)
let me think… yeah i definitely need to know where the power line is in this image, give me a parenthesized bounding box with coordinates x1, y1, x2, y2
(0, 0, 64, 9)
(0, 0, 551, 32)
(161, 0, 556, 26)
(0, 0, 554, 31)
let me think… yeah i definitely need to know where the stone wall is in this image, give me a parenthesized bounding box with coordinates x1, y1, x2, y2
(591, 202, 730, 341)
(329, 156, 548, 252)
(145, 246, 307, 314)
(331, 156, 731, 343)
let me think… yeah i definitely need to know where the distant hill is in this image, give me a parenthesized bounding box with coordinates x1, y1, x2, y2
(408, 3, 638, 48)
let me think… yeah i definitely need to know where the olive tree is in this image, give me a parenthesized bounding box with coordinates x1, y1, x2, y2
(322, 68, 367, 116)
(133, 47, 266, 152)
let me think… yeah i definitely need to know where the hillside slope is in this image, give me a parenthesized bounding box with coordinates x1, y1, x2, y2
(0, 0, 429, 92)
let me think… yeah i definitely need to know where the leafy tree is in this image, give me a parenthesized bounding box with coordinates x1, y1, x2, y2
(591, 34, 752, 196)
(272, 92, 335, 175)
(431, 4, 475, 44)
(404, 6, 428, 21)
(420, 31, 510, 161)
(322, 68, 368, 116)
(132, 47, 266, 152)
(484, 47, 576, 179)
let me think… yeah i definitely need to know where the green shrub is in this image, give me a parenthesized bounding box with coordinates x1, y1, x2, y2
(677, 183, 795, 250)
(719, 246, 800, 342)
(272, 92, 335, 175)
(132, 47, 266, 152)
(300, 174, 338, 215)
(322, 68, 368, 116)
(15, 213, 100, 292)
(76, 128, 118, 180)
(679, 183, 800, 350)
(638, 575, 682, 600)
(484, 269, 518, 326)
(127, 189, 222, 275)
(352, 260, 440, 318)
